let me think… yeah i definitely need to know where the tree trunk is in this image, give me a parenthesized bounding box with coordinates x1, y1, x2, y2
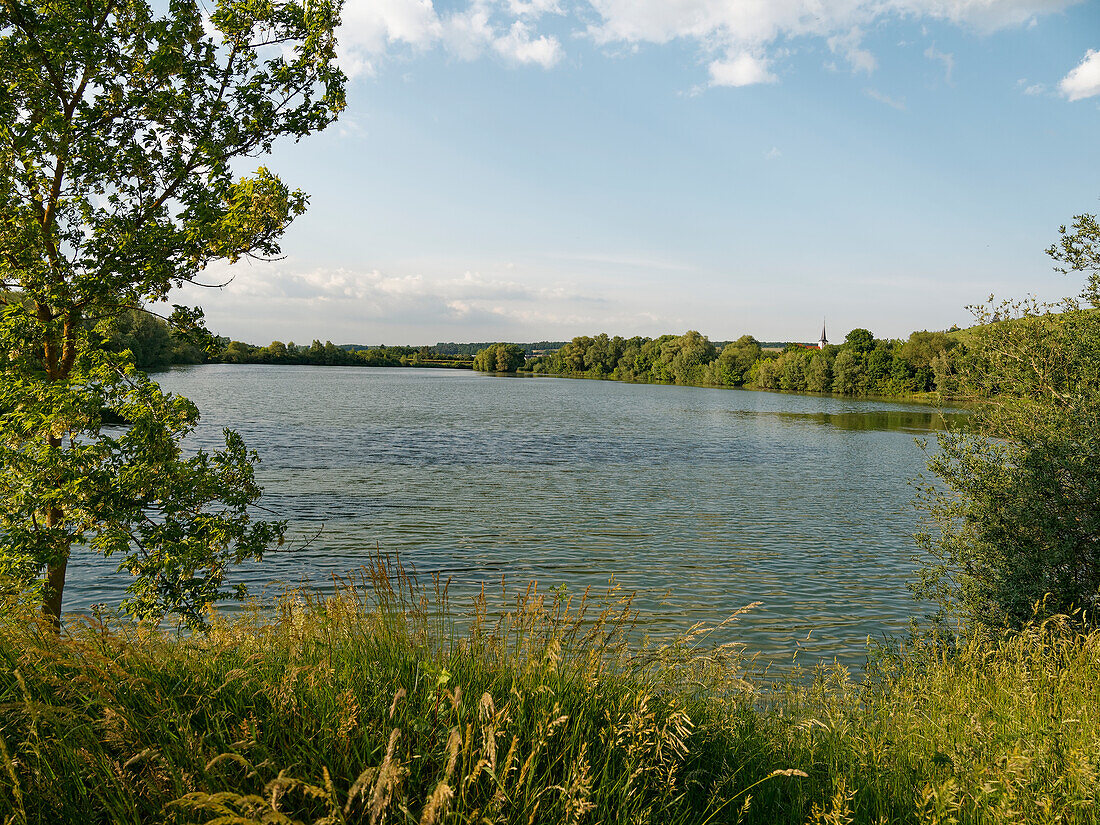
(40, 384, 69, 626)
(43, 513, 68, 627)
(42, 431, 68, 625)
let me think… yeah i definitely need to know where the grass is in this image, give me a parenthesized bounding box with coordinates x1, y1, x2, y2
(2, 557, 1099, 824)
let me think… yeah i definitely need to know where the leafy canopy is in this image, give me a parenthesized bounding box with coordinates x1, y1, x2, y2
(0, 0, 345, 626)
(914, 209, 1100, 629)
(473, 343, 526, 373)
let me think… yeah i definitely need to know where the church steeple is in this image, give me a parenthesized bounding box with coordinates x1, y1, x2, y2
(818, 320, 828, 350)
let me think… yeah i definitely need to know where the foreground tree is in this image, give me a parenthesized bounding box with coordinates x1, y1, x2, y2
(0, 0, 345, 625)
(914, 210, 1100, 629)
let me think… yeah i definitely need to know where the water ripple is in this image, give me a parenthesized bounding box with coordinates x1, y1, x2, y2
(64, 366, 952, 668)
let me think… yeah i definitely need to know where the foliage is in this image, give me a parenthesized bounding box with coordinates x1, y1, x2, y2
(914, 211, 1100, 629)
(209, 327, 962, 399)
(219, 338, 477, 368)
(0, 341, 285, 629)
(843, 328, 875, 354)
(472, 342, 526, 373)
(1048, 212, 1100, 305)
(2, 559, 1099, 824)
(436, 340, 567, 357)
(528, 328, 959, 398)
(711, 334, 763, 386)
(101, 307, 207, 367)
(0, 0, 345, 621)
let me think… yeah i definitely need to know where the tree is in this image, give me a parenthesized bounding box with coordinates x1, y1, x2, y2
(900, 330, 956, 370)
(865, 342, 891, 383)
(657, 330, 716, 384)
(265, 340, 289, 362)
(222, 340, 254, 363)
(914, 209, 1100, 629)
(749, 355, 781, 389)
(0, 0, 345, 625)
(472, 343, 525, 373)
(558, 336, 590, 373)
(583, 333, 615, 375)
(1048, 212, 1100, 306)
(712, 335, 761, 386)
(843, 328, 875, 354)
(779, 351, 807, 391)
(831, 349, 864, 394)
(805, 353, 831, 393)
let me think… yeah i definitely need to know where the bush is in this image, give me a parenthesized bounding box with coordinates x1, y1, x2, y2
(915, 211, 1100, 629)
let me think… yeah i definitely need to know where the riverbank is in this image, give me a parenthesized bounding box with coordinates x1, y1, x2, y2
(3, 561, 1097, 824)
(514, 367, 954, 405)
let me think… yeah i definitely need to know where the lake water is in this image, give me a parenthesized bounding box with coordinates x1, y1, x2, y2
(65, 365, 957, 666)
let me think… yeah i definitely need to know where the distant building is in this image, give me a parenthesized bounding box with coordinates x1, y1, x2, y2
(818, 322, 829, 350)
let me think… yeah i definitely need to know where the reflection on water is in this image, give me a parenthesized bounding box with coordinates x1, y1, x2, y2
(65, 366, 959, 668)
(759, 408, 966, 433)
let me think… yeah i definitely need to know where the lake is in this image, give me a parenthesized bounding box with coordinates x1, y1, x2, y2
(66, 365, 957, 666)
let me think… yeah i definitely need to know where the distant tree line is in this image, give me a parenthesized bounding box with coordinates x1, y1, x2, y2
(436, 341, 568, 357)
(218, 340, 474, 368)
(89, 315, 473, 370)
(88, 304, 964, 398)
(523, 328, 965, 397)
(80, 310, 474, 370)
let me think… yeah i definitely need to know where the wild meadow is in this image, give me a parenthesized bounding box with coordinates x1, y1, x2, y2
(2, 557, 1098, 825)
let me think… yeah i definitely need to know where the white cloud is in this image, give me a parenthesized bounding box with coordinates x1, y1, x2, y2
(585, 0, 1078, 46)
(441, 4, 495, 60)
(173, 256, 709, 343)
(333, 1, 1081, 84)
(492, 21, 563, 67)
(584, 0, 1077, 85)
(829, 28, 877, 75)
(924, 43, 954, 83)
(1059, 49, 1100, 101)
(338, 0, 563, 76)
(709, 53, 777, 87)
(506, 0, 562, 17)
(865, 87, 906, 109)
(764, 146, 782, 160)
(338, 0, 442, 76)
(891, 0, 1077, 31)
(179, 260, 606, 337)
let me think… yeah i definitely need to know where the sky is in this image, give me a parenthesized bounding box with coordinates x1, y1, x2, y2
(173, 0, 1100, 346)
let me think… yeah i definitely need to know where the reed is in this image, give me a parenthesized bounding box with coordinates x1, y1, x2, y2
(1, 557, 1098, 824)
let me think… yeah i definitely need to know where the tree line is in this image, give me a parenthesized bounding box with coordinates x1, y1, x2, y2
(110, 313, 963, 402)
(518, 327, 964, 397)
(218, 339, 473, 368)
(86, 313, 476, 370)
(436, 340, 567, 357)
(105, 308, 964, 402)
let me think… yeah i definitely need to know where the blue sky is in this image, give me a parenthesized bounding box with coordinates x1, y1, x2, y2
(176, 0, 1100, 346)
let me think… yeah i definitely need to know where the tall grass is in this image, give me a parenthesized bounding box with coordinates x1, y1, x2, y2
(2, 557, 1098, 824)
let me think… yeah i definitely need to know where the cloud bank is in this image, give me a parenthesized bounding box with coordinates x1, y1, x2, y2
(335, 0, 1081, 85)
(175, 260, 686, 344)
